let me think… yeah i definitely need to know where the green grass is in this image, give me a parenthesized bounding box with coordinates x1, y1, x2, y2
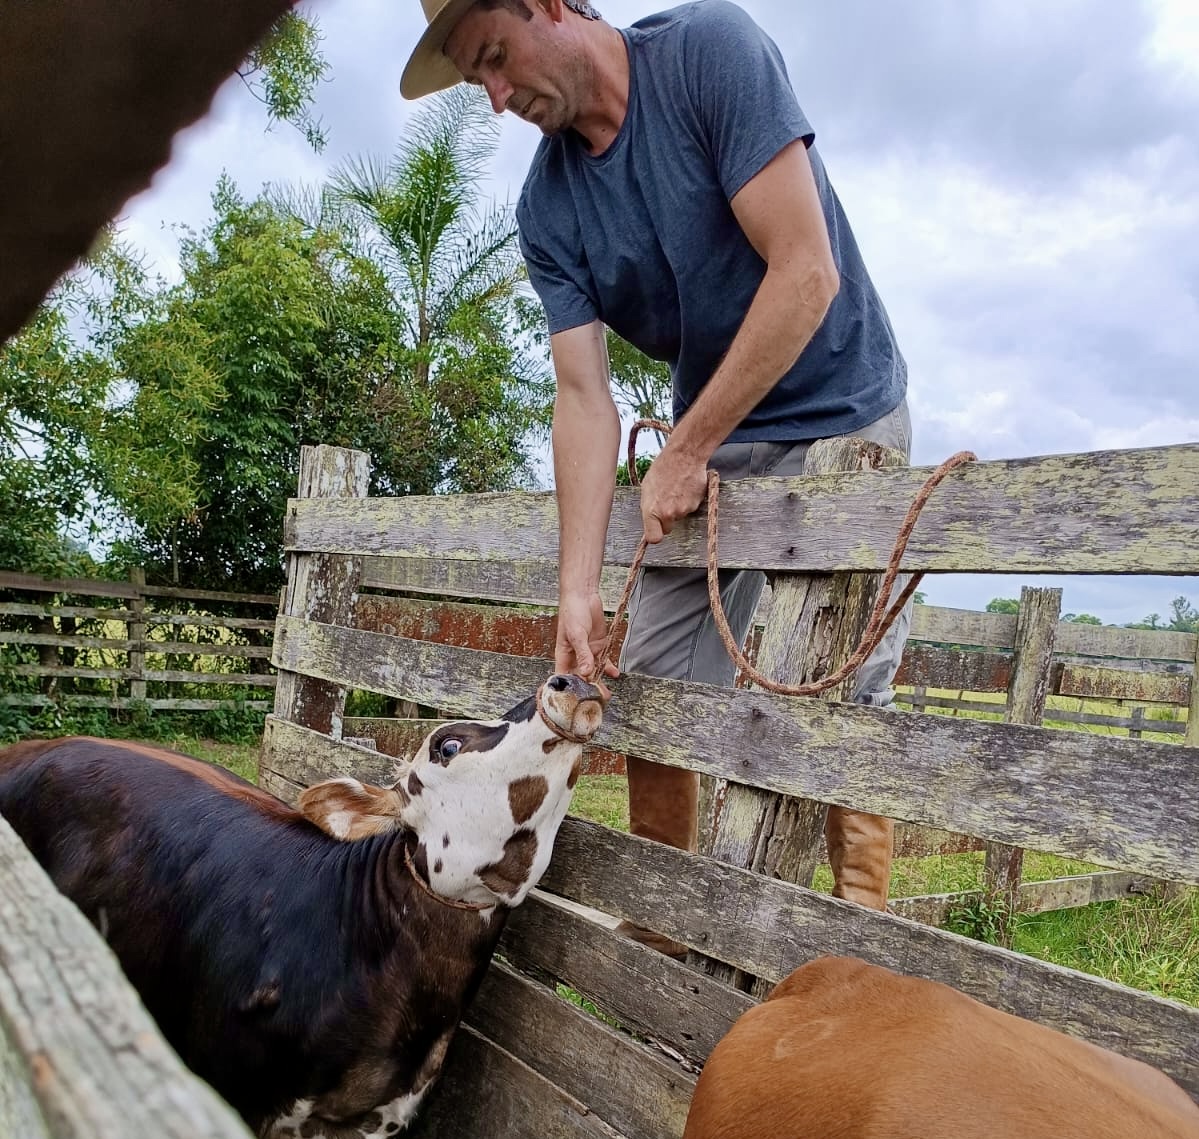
(570, 774, 630, 831)
(167, 737, 260, 783)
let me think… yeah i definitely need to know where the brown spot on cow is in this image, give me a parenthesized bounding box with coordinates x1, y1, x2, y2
(442, 833, 451, 848)
(477, 829, 538, 898)
(407, 771, 423, 797)
(433, 859, 443, 874)
(508, 775, 549, 825)
(567, 755, 583, 790)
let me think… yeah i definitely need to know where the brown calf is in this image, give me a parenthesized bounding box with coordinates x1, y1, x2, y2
(684, 956, 1199, 1139)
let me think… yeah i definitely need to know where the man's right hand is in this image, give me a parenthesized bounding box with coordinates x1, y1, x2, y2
(555, 590, 619, 685)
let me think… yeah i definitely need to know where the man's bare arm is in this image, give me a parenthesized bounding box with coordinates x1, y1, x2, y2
(551, 320, 621, 678)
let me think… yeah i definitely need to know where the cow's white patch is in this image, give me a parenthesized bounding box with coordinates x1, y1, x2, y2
(263, 1090, 428, 1137)
(323, 810, 354, 840)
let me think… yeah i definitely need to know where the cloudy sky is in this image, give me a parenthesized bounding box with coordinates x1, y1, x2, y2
(119, 0, 1199, 624)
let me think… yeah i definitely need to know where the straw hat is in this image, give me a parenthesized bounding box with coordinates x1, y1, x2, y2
(401, 0, 477, 100)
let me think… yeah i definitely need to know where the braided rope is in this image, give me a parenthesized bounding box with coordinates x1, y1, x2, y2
(588, 420, 976, 696)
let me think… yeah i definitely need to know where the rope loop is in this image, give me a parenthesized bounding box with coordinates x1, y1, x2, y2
(589, 419, 976, 696)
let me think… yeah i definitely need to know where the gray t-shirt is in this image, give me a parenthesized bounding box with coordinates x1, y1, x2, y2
(517, 0, 907, 443)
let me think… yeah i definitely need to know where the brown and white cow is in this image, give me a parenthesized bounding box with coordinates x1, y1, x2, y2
(0, 673, 604, 1138)
(684, 956, 1199, 1139)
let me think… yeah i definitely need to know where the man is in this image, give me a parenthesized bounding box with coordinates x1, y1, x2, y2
(402, 0, 910, 950)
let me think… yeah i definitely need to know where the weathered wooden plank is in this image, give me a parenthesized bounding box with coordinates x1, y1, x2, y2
(910, 605, 1017, 650)
(269, 446, 371, 743)
(287, 444, 1199, 574)
(137, 584, 278, 606)
(360, 557, 630, 611)
(143, 670, 276, 687)
(1, 694, 272, 712)
(407, 1025, 625, 1139)
(0, 632, 272, 659)
(355, 594, 560, 658)
(1054, 623, 1197, 664)
(1059, 664, 1190, 705)
(256, 719, 978, 862)
(891, 872, 1155, 926)
(145, 614, 277, 632)
(1051, 655, 1193, 678)
(271, 618, 1199, 884)
(0, 571, 276, 607)
(466, 962, 694, 1139)
(500, 894, 754, 1069)
(541, 818, 1199, 1099)
(260, 717, 398, 789)
(0, 604, 275, 631)
(8, 664, 133, 681)
(893, 692, 1188, 734)
(0, 571, 139, 600)
(895, 645, 1011, 691)
(0, 603, 133, 621)
(0, 816, 253, 1139)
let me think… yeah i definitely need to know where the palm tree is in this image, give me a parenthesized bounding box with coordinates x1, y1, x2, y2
(279, 86, 550, 491)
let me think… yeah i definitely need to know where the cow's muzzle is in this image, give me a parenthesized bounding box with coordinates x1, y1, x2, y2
(537, 674, 606, 744)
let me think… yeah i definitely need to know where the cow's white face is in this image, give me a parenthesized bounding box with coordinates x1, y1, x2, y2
(299, 674, 605, 910)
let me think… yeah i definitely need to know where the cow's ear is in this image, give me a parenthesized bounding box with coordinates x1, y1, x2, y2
(298, 778, 408, 841)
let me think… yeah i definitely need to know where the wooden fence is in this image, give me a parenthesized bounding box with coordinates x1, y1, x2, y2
(255, 441, 1198, 1137)
(0, 570, 278, 713)
(4, 440, 1197, 1136)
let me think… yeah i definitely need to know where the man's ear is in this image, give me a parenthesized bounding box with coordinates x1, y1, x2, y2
(298, 777, 408, 841)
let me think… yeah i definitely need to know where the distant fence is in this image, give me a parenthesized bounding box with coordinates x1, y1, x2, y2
(0, 570, 278, 712)
(3, 565, 1195, 742)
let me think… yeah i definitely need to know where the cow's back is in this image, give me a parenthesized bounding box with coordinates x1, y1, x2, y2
(0, 736, 358, 1121)
(683, 956, 1199, 1139)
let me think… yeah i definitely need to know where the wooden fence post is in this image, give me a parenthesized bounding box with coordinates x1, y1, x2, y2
(697, 436, 907, 989)
(128, 566, 147, 703)
(1128, 705, 1145, 740)
(265, 446, 371, 758)
(1186, 635, 1199, 748)
(983, 585, 1061, 943)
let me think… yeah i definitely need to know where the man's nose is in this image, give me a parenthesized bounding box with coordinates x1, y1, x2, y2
(482, 74, 512, 115)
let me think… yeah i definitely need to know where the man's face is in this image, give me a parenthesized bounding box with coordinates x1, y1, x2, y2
(445, 3, 583, 136)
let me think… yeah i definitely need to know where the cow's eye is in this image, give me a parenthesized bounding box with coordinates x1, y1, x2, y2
(438, 738, 462, 760)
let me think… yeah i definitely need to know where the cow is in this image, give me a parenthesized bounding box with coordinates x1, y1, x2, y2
(0, 672, 604, 1139)
(683, 956, 1199, 1139)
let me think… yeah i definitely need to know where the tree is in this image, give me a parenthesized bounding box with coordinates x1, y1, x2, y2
(3, 90, 551, 592)
(1062, 613, 1103, 625)
(985, 598, 1020, 615)
(1166, 596, 1199, 633)
(237, 9, 330, 152)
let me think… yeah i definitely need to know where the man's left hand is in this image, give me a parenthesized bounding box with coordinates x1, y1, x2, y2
(639, 444, 709, 544)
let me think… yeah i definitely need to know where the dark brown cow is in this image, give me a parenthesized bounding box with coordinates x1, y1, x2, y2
(684, 956, 1199, 1139)
(0, 674, 604, 1138)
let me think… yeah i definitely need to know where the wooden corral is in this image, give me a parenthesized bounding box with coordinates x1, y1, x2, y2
(254, 441, 1199, 1136)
